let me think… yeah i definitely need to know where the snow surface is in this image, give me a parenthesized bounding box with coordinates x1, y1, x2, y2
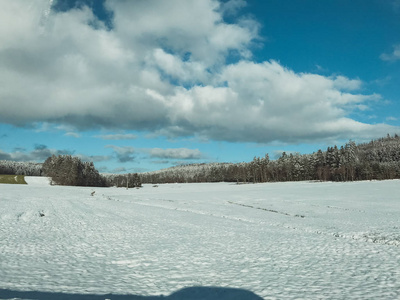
(1, 178, 400, 299)
(24, 176, 51, 186)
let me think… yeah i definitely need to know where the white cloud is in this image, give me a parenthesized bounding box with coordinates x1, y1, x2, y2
(380, 44, 400, 61)
(150, 48, 209, 84)
(0, 0, 398, 145)
(65, 132, 81, 138)
(220, 0, 247, 16)
(332, 76, 363, 91)
(148, 148, 204, 160)
(164, 61, 390, 143)
(0, 0, 256, 130)
(386, 116, 398, 121)
(106, 0, 258, 66)
(96, 134, 137, 140)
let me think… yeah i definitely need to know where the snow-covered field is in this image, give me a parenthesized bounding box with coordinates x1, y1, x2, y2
(1, 178, 399, 299)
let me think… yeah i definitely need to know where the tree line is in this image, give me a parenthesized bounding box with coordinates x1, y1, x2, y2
(105, 173, 142, 188)
(140, 134, 400, 184)
(0, 155, 142, 188)
(2, 134, 400, 186)
(0, 160, 42, 176)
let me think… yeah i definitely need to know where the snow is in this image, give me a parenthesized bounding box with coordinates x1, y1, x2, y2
(1, 178, 400, 299)
(24, 176, 52, 186)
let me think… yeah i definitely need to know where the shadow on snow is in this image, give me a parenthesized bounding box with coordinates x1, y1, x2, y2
(0, 286, 263, 300)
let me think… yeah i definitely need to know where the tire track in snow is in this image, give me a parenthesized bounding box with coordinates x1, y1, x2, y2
(100, 194, 258, 224)
(90, 194, 400, 247)
(228, 201, 306, 218)
(226, 200, 399, 247)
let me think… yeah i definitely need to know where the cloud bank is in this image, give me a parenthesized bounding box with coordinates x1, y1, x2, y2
(148, 148, 203, 160)
(0, 0, 397, 145)
(0, 144, 72, 162)
(96, 134, 137, 140)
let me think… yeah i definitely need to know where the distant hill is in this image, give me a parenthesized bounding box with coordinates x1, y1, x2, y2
(140, 162, 235, 183)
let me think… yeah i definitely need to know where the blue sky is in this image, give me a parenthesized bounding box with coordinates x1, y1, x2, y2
(0, 0, 399, 173)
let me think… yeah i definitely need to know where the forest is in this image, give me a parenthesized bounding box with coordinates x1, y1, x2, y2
(1, 134, 400, 186)
(140, 134, 400, 184)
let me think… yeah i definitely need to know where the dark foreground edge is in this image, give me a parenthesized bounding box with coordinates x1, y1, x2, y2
(0, 286, 264, 300)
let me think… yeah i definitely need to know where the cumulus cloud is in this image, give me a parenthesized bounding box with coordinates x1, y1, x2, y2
(148, 148, 204, 160)
(0, 0, 397, 145)
(106, 145, 136, 163)
(150, 48, 209, 84)
(380, 44, 400, 61)
(165, 61, 387, 143)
